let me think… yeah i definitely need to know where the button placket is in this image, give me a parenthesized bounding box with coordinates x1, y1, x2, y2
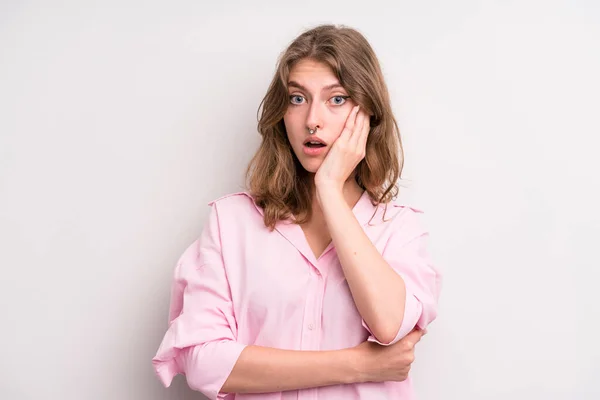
(301, 268, 318, 350)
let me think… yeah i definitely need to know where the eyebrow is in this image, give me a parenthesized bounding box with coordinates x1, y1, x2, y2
(287, 81, 345, 93)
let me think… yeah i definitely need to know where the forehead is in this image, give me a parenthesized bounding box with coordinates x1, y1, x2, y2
(288, 59, 340, 90)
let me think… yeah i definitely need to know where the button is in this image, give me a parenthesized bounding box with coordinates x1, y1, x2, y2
(308, 323, 314, 330)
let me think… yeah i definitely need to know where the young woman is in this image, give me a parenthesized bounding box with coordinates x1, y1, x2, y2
(152, 24, 442, 400)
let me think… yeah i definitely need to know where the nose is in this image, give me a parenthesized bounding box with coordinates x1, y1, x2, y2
(305, 100, 323, 131)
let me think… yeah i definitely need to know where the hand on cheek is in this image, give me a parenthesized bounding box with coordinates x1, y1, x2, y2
(314, 105, 370, 191)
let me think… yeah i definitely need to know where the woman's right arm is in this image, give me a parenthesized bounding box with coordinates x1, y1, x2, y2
(219, 327, 426, 394)
(220, 345, 360, 394)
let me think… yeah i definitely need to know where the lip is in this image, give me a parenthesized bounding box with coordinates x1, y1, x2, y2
(303, 145, 327, 156)
(303, 136, 327, 146)
(302, 137, 328, 156)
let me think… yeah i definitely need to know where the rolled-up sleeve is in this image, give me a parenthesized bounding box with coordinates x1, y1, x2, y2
(152, 204, 246, 400)
(363, 207, 442, 346)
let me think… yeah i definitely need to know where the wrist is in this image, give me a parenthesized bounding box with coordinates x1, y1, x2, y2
(314, 174, 344, 191)
(315, 182, 344, 205)
(343, 347, 370, 384)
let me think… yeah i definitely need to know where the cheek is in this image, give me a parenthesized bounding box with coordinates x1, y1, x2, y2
(282, 114, 293, 134)
(283, 110, 305, 142)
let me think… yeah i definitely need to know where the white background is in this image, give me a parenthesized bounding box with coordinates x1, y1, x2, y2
(1, 1, 598, 399)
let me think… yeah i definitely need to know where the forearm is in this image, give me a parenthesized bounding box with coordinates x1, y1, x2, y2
(317, 186, 406, 343)
(221, 345, 363, 394)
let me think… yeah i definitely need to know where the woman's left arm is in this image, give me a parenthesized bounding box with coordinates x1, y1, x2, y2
(315, 106, 440, 345)
(317, 186, 406, 344)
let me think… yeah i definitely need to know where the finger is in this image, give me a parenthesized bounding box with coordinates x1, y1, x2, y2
(340, 105, 360, 140)
(349, 111, 365, 146)
(357, 112, 370, 150)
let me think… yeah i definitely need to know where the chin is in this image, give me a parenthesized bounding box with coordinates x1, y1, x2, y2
(298, 158, 322, 174)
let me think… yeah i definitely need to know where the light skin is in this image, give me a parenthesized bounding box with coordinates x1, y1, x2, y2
(220, 58, 425, 395)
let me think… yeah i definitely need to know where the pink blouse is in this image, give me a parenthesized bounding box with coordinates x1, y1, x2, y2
(152, 191, 442, 400)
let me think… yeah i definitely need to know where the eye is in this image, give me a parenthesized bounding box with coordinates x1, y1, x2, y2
(330, 95, 350, 106)
(289, 95, 305, 105)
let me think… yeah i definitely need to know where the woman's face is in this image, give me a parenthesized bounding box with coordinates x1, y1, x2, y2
(283, 58, 357, 173)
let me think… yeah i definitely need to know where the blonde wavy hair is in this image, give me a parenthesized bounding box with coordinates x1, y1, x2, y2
(246, 24, 403, 230)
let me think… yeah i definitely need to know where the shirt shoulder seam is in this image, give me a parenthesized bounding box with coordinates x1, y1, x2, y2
(207, 191, 253, 206)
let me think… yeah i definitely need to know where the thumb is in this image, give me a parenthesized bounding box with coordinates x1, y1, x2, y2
(405, 328, 424, 345)
(414, 326, 428, 339)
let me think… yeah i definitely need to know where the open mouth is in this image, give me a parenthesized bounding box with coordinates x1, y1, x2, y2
(304, 141, 326, 148)
(303, 136, 327, 148)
